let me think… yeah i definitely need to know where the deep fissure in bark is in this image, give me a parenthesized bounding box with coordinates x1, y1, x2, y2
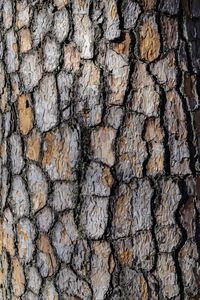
(1, 0, 200, 299)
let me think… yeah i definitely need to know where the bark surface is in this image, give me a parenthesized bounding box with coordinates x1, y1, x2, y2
(1, 0, 200, 299)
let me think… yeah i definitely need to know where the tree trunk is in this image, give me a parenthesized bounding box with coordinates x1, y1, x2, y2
(1, 0, 200, 299)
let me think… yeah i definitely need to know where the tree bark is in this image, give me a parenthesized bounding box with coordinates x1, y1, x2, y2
(1, 0, 200, 299)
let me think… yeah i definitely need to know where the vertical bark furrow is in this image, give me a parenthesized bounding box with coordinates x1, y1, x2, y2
(0, 1, 200, 299)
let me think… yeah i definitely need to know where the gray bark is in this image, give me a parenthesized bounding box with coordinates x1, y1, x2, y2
(1, 0, 200, 299)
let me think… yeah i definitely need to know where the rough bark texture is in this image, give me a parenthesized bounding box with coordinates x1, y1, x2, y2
(0, 0, 200, 299)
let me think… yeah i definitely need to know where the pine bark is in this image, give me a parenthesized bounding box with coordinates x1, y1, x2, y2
(1, 0, 200, 299)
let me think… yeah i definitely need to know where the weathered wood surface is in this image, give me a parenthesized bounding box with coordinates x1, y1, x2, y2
(0, 0, 200, 299)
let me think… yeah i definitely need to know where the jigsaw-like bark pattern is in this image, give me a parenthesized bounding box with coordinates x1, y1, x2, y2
(0, 0, 200, 299)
